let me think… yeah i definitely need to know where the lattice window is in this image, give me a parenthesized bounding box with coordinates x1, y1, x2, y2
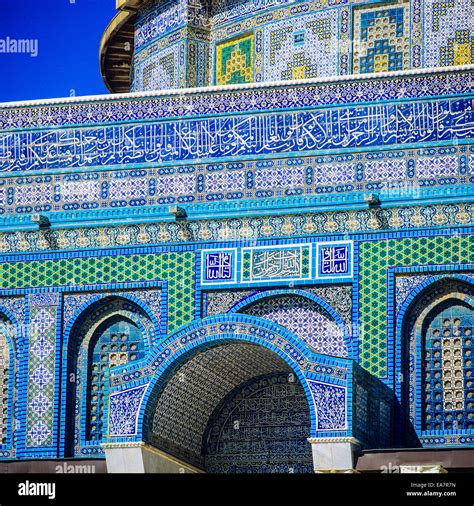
(423, 301, 474, 431)
(87, 318, 146, 441)
(0, 326, 9, 444)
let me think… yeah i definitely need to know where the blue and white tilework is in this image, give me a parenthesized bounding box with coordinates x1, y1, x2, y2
(423, 0, 474, 67)
(109, 385, 148, 437)
(308, 381, 347, 431)
(262, 10, 339, 81)
(244, 295, 348, 357)
(26, 294, 60, 449)
(317, 242, 353, 279)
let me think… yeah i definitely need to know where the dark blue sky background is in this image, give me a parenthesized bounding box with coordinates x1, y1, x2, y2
(0, 0, 116, 103)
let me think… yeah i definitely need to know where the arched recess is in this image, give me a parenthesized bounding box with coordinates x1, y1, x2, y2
(231, 290, 351, 358)
(398, 277, 474, 447)
(106, 313, 356, 473)
(63, 296, 154, 457)
(0, 309, 18, 451)
(144, 341, 314, 473)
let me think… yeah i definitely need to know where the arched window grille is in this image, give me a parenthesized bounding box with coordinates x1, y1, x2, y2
(87, 317, 147, 442)
(422, 300, 474, 431)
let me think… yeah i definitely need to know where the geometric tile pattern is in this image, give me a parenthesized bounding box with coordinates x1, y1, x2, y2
(205, 285, 352, 324)
(0, 203, 471, 255)
(150, 343, 296, 467)
(424, 0, 474, 66)
(244, 295, 348, 357)
(400, 279, 474, 448)
(263, 12, 338, 81)
(439, 30, 474, 66)
(359, 235, 474, 377)
(1, 252, 194, 332)
(63, 288, 163, 342)
(133, 43, 181, 91)
(1, 147, 467, 216)
(353, 1, 410, 74)
(131, 0, 211, 91)
(2, 70, 469, 131)
(26, 296, 59, 448)
(216, 33, 254, 85)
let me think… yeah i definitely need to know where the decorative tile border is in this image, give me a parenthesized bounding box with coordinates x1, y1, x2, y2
(0, 145, 470, 216)
(1, 67, 472, 130)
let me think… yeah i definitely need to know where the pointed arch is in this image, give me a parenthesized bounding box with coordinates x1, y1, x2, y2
(61, 295, 155, 457)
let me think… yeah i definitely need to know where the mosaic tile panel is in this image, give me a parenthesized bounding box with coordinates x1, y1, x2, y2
(216, 33, 254, 85)
(88, 320, 147, 441)
(397, 279, 474, 448)
(308, 381, 347, 431)
(396, 273, 474, 316)
(70, 297, 154, 455)
(262, 11, 338, 81)
(424, 0, 474, 67)
(0, 294, 26, 455)
(244, 295, 348, 357)
(210, 1, 356, 80)
(353, 1, 410, 74)
(205, 285, 352, 324)
(359, 235, 474, 377)
(132, 42, 183, 91)
(26, 294, 59, 448)
(423, 302, 472, 426)
(205, 289, 258, 316)
(1, 253, 194, 332)
(109, 385, 147, 437)
(63, 289, 162, 340)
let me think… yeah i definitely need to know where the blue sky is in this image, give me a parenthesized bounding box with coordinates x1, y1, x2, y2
(0, 0, 117, 103)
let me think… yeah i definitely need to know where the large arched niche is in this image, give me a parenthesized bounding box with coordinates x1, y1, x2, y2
(64, 296, 154, 457)
(144, 341, 314, 473)
(235, 293, 350, 358)
(398, 278, 474, 447)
